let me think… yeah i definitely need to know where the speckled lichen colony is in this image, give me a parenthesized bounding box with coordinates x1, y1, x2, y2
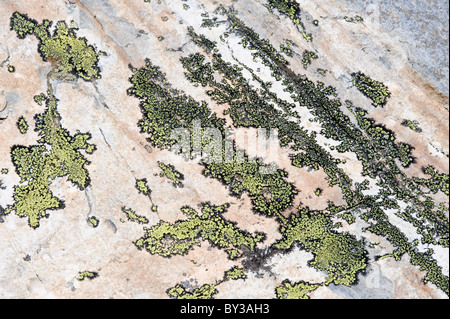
(3, 13, 101, 229)
(0, 0, 448, 299)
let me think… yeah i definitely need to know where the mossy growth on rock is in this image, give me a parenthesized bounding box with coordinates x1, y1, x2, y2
(135, 178, 151, 196)
(275, 280, 320, 299)
(203, 156, 298, 217)
(134, 203, 265, 257)
(167, 283, 218, 299)
(158, 161, 184, 188)
(301, 50, 318, 69)
(16, 116, 28, 134)
(10, 12, 104, 81)
(274, 208, 368, 286)
(127, 59, 225, 151)
(401, 119, 422, 133)
(128, 56, 296, 217)
(224, 266, 247, 280)
(121, 206, 149, 224)
(87, 216, 99, 227)
(267, 0, 302, 25)
(76, 271, 99, 281)
(413, 166, 449, 196)
(351, 72, 391, 107)
(5, 91, 96, 228)
(188, 26, 217, 53)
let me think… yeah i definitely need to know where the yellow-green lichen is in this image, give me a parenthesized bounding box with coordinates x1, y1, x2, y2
(121, 207, 149, 224)
(77, 271, 99, 281)
(225, 248, 241, 260)
(10, 12, 104, 81)
(267, 0, 302, 25)
(88, 216, 99, 227)
(134, 203, 264, 257)
(16, 116, 28, 134)
(33, 93, 46, 106)
(352, 72, 391, 107)
(6, 92, 96, 228)
(275, 280, 320, 299)
(274, 208, 368, 286)
(135, 178, 151, 196)
(158, 161, 184, 188)
(344, 15, 364, 23)
(224, 266, 247, 280)
(203, 156, 297, 217)
(302, 50, 318, 69)
(401, 119, 422, 133)
(413, 166, 449, 196)
(167, 283, 218, 299)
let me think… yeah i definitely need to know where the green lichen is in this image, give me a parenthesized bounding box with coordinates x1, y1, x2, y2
(33, 93, 46, 106)
(274, 208, 368, 286)
(167, 283, 218, 299)
(158, 161, 184, 188)
(10, 12, 104, 81)
(135, 178, 151, 196)
(187, 27, 217, 53)
(280, 40, 295, 57)
(362, 206, 449, 295)
(121, 207, 149, 224)
(77, 271, 99, 281)
(352, 72, 391, 107)
(134, 203, 264, 257)
(317, 68, 327, 75)
(276, 280, 320, 299)
(126, 7, 449, 296)
(203, 157, 297, 217)
(127, 59, 225, 151)
(344, 16, 364, 23)
(88, 216, 99, 227)
(16, 116, 28, 134)
(129, 54, 297, 218)
(225, 248, 241, 260)
(5, 12, 101, 229)
(201, 16, 222, 29)
(302, 50, 318, 69)
(186, 14, 446, 294)
(338, 211, 356, 225)
(6, 91, 96, 228)
(224, 266, 247, 280)
(267, 0, 302, 25)
(167, 266, 248, 299)
(413, 166, 449, 196)
(401, 119, 423, 133)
